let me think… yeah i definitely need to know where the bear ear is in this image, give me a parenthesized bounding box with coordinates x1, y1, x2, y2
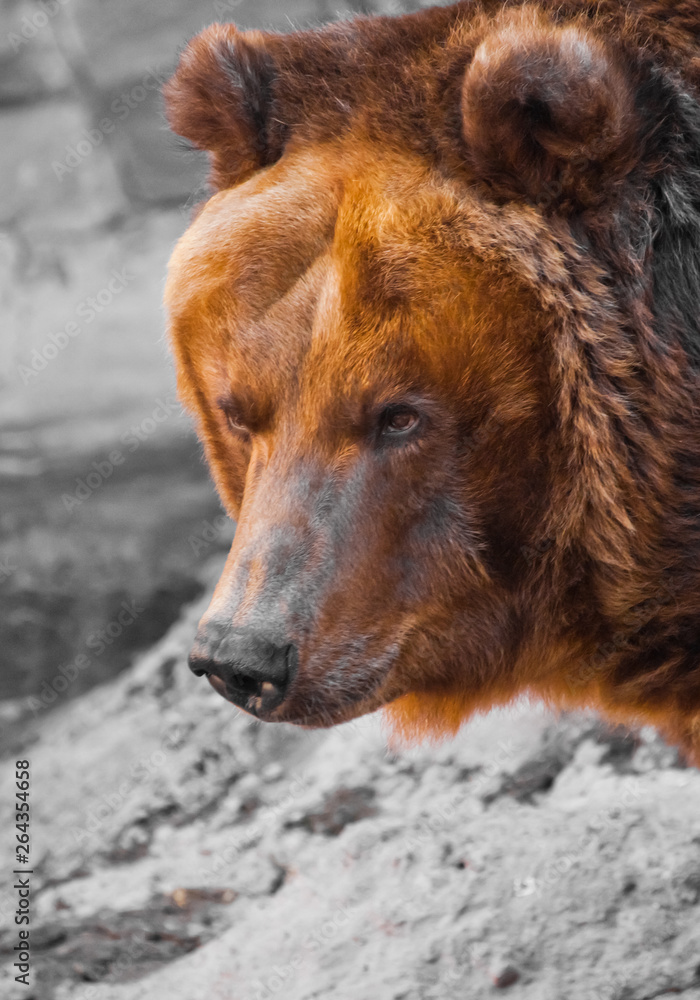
(460, 10, 640, 208)
(164, 24, 284, 191)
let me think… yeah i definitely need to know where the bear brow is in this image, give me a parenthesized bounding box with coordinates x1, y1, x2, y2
(216, 390, 272, 432)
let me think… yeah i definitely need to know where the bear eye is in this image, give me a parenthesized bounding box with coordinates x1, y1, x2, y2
(379, 405, 421, 438)
(222, 408, 251, 438)
(228, 415, 248, 434)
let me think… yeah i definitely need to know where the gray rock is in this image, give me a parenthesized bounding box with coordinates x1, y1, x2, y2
(0, 0, 72, 106)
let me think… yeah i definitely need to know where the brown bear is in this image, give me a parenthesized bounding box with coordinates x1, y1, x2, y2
(164, 1, 700, 764)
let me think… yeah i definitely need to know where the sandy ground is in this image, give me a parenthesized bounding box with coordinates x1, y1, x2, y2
(1, 570, 699, 1000)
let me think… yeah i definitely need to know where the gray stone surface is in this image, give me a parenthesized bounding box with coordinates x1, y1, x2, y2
(64, 0, 310, 90)
(0, 0, 73, 105)
(0, 0, 446, 213)
(1, 586, 699, 999)
(0, 99, 127, 230)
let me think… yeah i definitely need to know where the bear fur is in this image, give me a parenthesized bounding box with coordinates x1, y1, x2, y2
(164, 2, 700, 763)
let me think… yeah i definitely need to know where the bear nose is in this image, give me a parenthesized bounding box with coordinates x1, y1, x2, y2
(188, 621, 297, 717)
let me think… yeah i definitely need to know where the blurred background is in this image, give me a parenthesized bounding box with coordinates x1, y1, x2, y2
(0, 0, 440, 725)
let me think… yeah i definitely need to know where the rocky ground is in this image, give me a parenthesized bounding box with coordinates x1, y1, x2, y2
(1, 573, 699, 1000)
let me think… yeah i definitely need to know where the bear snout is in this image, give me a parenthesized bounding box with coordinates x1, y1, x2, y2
(189, 621, 298, 719)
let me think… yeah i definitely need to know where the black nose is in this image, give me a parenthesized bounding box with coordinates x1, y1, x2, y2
(188, 621, 298, 716)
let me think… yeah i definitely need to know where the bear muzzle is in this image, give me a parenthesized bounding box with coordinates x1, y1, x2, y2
(188, 621, 299, 719)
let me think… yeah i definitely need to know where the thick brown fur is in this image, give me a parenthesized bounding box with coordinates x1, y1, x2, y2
(164, 1, 700, 764)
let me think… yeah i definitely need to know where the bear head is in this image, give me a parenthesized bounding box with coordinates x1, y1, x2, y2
(164, 2, 700, 754)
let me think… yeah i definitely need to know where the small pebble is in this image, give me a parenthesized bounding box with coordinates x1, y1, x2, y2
(492, 965, 520, 988)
